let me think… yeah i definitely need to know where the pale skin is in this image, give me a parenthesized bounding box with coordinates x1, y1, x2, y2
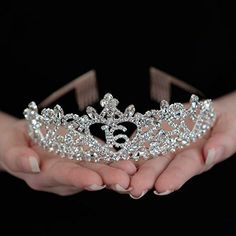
(0, 91, 236, 198)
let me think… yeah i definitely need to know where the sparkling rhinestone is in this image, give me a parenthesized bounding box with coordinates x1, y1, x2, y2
(190, 94, 199, 105)
(145, 111, 152, 117)
(160, 100, 169, 110)
(203, 101, 211, 110)
(158, 129, 166, 137)
(54, 105, 64, 118)
(169, 103, 184, 119)
(23, 109, 30, 119)
(124, 105, 135, 117)
(86, 106, 97, 119)
(64, 134, 73, 144)
(153, 120, 161, 127)
(181, 140, 188, 145)
(32, 119, 37, 125)
(28, 101, 38, 111)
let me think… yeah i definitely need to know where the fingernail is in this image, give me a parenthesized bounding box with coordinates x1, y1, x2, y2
(154, 190, 172, 196)
(111, 184, 132, 194)
(205, 149, 215, 166)
(129, 189, 148, 200)
(29, 156, 40, 173)
(205, 147, 224, 166)
(85, 184, 106, 191)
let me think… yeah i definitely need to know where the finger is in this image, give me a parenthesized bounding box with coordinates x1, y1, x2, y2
(80, 162, 131, 193)
(203, 114, 236, 167)
(39, 159, 104, 189)
(129, 154, 173, 198)
(3, 146, 40, 174)
(203, 134, 235, 168)
(154, 148, 204, 195)
(109, 160, 137, 175)
(0, 121, 40, 174)
(26, 143, 106, 190)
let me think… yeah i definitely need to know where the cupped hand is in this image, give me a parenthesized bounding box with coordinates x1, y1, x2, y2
(129, 91, 236, 199)
(0, 119, 136, 195)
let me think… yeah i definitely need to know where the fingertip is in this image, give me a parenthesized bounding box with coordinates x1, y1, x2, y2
(154, 167, 185, 194)
(203, 134, 221, 159)
(108, 168, 131, 189)
(153, 189, 173, 196)
(83, 162, 131, 189)
(110, 184, 132, 194)
(154, 177, 174, 194)
(203, 134, 227, 164)
(129, 189, 148, 199)
(85, 184, 106, 191)
(16, 154, 40, 174)
(204, 146, 225, 166)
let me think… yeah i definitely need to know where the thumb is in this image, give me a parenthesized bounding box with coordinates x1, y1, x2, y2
(3, 146, 40, 174)
(0, 121, 41, 174)
(203, 114, 236, 167)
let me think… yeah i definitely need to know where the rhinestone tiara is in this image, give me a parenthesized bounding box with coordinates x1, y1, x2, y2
(23, 93, 216, 162)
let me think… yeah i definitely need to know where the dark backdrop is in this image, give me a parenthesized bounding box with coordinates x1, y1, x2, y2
(0, 2, 236, 234)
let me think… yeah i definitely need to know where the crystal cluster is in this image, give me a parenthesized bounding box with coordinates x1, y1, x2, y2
(23, 93, 216, 162)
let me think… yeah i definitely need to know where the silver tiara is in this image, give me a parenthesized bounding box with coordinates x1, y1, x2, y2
(23, 93, 216, 162)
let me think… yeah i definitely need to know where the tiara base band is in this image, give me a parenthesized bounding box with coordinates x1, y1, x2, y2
(24, 93, 216, 162)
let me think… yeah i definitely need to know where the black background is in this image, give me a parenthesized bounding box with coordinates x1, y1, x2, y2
(0, 2, 236, 235)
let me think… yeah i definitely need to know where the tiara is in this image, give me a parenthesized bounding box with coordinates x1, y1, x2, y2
(23, 93, 216, 162)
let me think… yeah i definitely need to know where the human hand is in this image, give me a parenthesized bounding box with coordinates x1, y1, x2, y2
(0, 118, 136, 195)
(129, 91, 236, 199)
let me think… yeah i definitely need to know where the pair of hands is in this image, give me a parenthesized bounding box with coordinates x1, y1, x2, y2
(0, 92, 236, 199)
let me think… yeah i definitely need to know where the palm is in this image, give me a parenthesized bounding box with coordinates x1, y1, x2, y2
(129, 93, 236, 198)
